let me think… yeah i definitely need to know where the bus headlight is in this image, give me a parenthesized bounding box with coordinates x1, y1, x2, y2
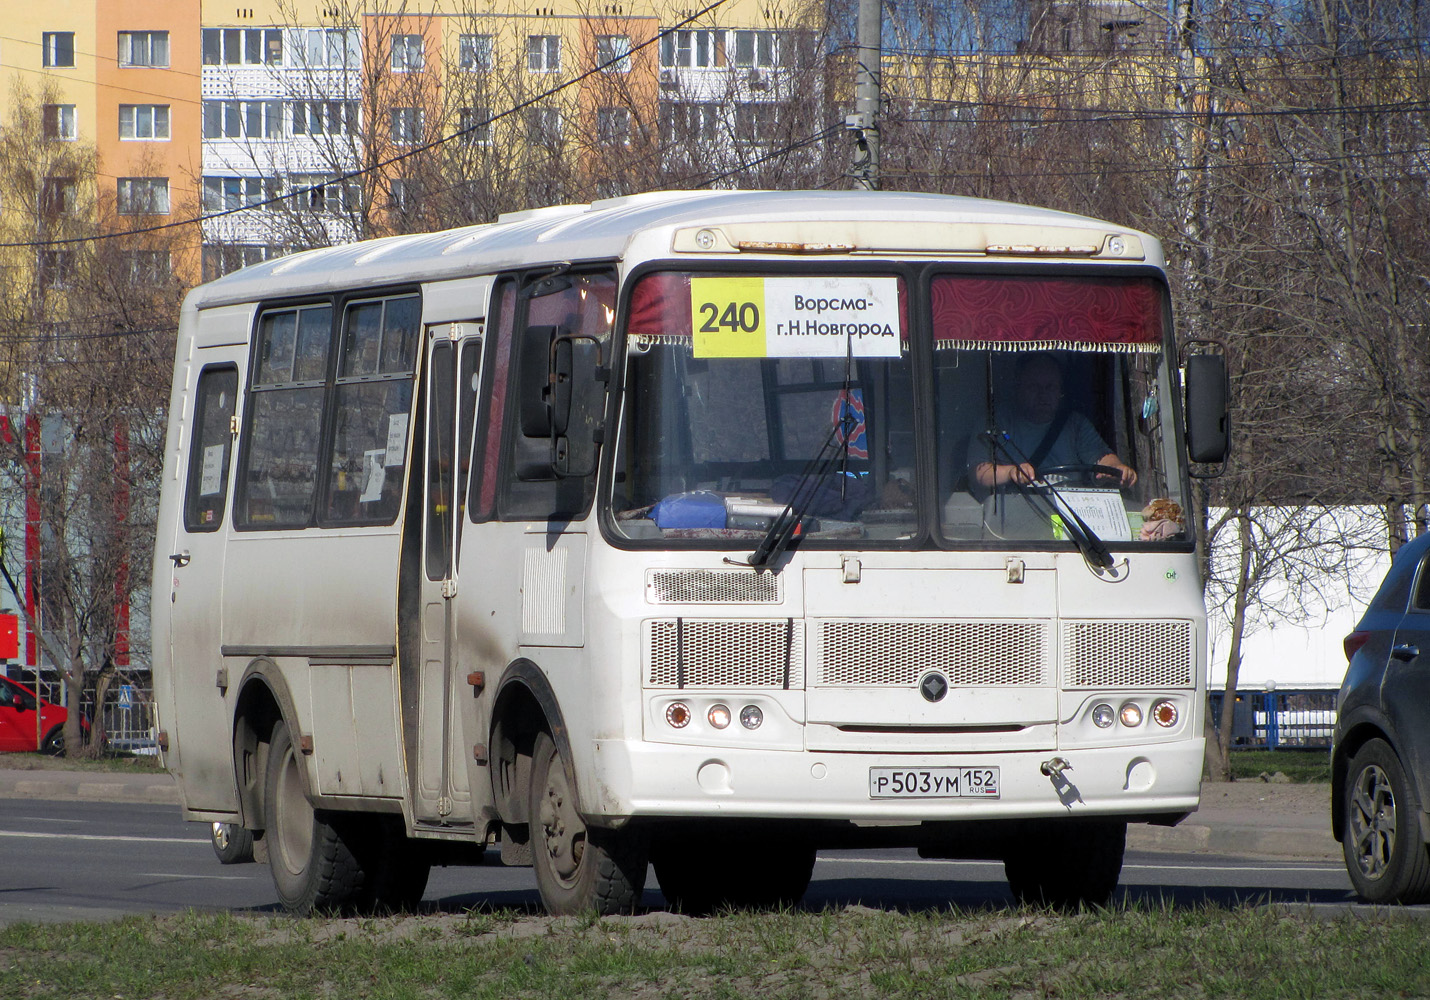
(1119, 703, 1143, 727)
(740, 705, 763, 730)
(1091, 703, 1115, 729)
(1152, 700, 1179, 728)
(708, 705, 731, 730)
(665, 702, 691, 729)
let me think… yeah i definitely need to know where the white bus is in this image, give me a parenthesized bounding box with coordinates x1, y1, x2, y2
(153, 190, 1228, 915)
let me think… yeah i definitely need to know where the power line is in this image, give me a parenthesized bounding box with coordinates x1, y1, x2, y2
(0, 0, 735, 251)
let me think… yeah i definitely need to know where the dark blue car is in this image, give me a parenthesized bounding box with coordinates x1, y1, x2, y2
(1335, 530, 1430, 903)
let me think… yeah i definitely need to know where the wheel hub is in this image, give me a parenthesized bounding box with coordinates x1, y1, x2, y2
(1350, 763, 1396, 880)
(539, 760, 586, 885)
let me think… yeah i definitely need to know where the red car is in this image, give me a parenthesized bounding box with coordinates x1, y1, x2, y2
(0, 675, 71, 754)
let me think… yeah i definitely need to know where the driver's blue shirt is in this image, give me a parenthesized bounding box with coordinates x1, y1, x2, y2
(967, 411, 1112, 475)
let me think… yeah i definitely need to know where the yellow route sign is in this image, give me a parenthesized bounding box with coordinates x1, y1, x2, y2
(691, 276, 766, 358)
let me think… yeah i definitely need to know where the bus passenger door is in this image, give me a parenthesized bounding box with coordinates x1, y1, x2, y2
(167, 354, 243, 811)
(411, 325, 483, 825)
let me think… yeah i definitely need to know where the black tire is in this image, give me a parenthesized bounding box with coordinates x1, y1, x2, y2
(1342, 738, 1430, 904)
(529, 731, 647, 915)
(358, 816, 432, 914)
(40, 726, 64, 756)
(264, 721, 369, 915)
(211, 821, 256, 865)
(653, 836, 816, 915)
(1003, 819, 1125, 910)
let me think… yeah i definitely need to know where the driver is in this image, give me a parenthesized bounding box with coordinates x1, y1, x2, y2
(970, 353, 1137, 490)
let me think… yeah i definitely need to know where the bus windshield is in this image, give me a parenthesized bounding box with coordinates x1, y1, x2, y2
(608, 268, 1188, 549)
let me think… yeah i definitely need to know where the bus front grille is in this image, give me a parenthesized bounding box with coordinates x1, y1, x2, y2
(813, 620, 1052, 687)
(1061, 619, 1194, 688)
(645, 569, 782, 605)
(646, 619, 804, 687)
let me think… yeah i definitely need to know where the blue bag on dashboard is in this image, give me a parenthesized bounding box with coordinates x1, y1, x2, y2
(650, 491, 727, 529)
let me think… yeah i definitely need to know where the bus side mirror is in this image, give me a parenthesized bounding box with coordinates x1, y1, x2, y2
(519, 325, 570, 438)
(1184, 352, 1230, 465)
(553, 335, 605, 479)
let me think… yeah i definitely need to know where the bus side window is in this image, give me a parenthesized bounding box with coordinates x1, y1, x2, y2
(324, 295, 420, 525)
(183, 366, 239, 532)
(470, 279, 517, 523)
(500, 269, 616, 521)
(239, 305, 332, 528)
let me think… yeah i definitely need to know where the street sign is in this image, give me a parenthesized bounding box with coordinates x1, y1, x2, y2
(117, 685, 134, 711)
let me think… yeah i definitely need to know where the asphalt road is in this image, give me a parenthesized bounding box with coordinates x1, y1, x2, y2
(0, 798, 1363, 925)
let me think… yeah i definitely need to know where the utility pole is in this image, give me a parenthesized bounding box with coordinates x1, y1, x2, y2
(848, 0, 882, 190)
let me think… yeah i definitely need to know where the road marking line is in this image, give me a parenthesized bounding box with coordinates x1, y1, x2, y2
(0, 830, 205, 845)
(135, 873, 254, 881)
(816, 857, 1340, 874)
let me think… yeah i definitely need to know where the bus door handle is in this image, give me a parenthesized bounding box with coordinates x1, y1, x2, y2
(169, 551, 191, 567)
(1392, 643, 1419, 662)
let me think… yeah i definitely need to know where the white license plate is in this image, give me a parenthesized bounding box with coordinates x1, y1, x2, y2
(868, 766, 1000, 799)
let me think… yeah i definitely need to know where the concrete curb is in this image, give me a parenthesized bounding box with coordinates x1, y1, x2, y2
(0, 770, 179, 806)
(1127, 820, 1341, 863)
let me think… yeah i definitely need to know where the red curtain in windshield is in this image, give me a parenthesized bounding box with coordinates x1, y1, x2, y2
(930, 274, 1163, 351)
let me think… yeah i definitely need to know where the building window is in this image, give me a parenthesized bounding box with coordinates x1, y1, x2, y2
(42, 32, 75, 68)
(37, 249, 75, 289)
(390, 107, 424, 145)
(733, 30, 777, 67)
(203, 101, 282, 139)
(597, 106, 630, 145)
(202, 27, 282, 65)
(291, 101, 359, 137)
(660, 29, 718, 68)
(391, 34, 424, 71)
(527, 35, 560, 72)
(202, 176, 277, 213)
(458, 34, 494, 71)
(122, 250, 170, 283)
(596, 35, 632, 73)
(117, 177, 170, 215)
(119, 104, 171, 140)
(202, 244, 279, 282)
(42, 104, 77, 140)
(734, 102, 782, 142)
(457, 107, 492, 145)
(291, 174, 360, 214)
(302, 28, 358, 67)
(389, 178, 418, 213)
(40, 177, 77, 217)
(660, 101, 719, 143)
(118, 30, 169, 67)
(524, 107, 561, 145)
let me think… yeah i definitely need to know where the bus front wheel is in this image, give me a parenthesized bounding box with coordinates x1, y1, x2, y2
(264, 721, 368, 914)
(529, 730, 647, 915)
(1003, 819, 1126, 910)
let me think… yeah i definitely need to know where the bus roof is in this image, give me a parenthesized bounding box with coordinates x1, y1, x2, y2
(187, 190, 1162, 310)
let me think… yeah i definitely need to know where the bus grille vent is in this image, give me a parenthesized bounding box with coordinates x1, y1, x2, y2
(1062, 619, 1193, 687)
(646, 570, 781, 605)
(646, 619, 803, 687)
(814, 620, 1051, 686)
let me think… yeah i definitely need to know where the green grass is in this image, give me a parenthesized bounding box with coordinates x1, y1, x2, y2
(1228, 748, 1331, 784)
(1, 903, 1425, 999)
(0, 752, 164, 773)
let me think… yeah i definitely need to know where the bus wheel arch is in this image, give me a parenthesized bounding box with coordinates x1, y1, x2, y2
(490, 660, 572, 831)
(232, 660, 300, 832)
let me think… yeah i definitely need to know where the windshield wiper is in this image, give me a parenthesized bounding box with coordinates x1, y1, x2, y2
(980, 429, 1114, 573)
(740, 411, 856, 569)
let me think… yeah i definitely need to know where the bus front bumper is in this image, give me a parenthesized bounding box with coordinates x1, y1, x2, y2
(586, 738, 1204, 825)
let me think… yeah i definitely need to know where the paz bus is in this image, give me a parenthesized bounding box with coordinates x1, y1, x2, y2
(152, 190, 1228, 915)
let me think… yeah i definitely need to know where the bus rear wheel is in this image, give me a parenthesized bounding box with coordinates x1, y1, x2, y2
(1003, 819, 1125, 910)
(529, 730, 646, 915)
(653, 835, 816, 914)
(264, 721, 369, 915)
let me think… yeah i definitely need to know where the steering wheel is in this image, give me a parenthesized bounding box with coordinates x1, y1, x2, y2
(1037, 464, 1124, 487)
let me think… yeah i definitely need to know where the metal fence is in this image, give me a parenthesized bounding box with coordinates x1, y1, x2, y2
(1208, 689, 1338, 749)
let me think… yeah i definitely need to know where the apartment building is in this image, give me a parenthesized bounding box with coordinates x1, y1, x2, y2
(4, 0, 816, 285)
